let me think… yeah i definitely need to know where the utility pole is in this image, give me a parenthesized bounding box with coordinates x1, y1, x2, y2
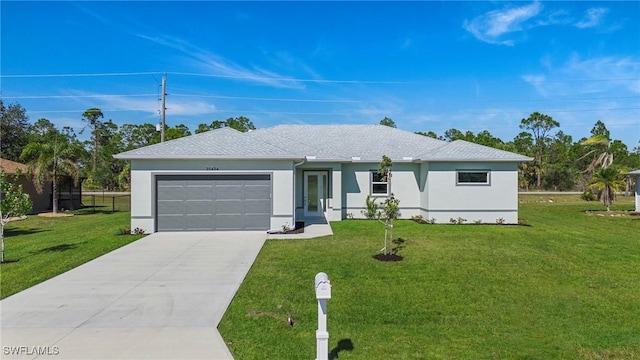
(160, 73, 167, 142)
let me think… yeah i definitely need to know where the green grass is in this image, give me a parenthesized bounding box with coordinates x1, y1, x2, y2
(219, 195, 640, 359)
(1, 196, 143, 299)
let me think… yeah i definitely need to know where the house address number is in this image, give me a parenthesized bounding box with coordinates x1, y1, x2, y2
(206, 167, 220, 171)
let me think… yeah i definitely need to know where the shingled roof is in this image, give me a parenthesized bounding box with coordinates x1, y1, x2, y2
(115, 124, 532, 162)
(0, 158, 28, 174)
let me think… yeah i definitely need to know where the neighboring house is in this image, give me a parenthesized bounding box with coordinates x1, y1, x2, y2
(628, 169, 640, 212)
(114, 125, 532, 233)
(0, 157, 83, 213)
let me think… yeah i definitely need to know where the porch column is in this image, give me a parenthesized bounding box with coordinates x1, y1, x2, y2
(635, 174, 640, 212)
(331, 164, 342, 221)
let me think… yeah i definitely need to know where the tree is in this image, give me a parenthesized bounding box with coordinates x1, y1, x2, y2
(580, 135, 614, 172)
(376, 155, 399, 256)
(1, 171, 33, 262)
(117, 123, 158, 151)
(20, 132, 80, 214)
(164, 124, 192, 139)
(28, 118, 58, 142)
(474, 130, 504, 148)
(196, 116, 255, 133)
(81, 108, 104, 172)
(0, 100, 30, 162)
(519, 112, 560, 189)
(544, 131, 577, 191)
(590, 120, 610, 139)
(415, 131, 440, 139)
(444, 128, 465, 142)
(589, 167, 625, 211)
(379, 117, 396, 128)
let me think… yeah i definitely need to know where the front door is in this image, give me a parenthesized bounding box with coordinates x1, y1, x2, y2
(304, 172, 326, 217)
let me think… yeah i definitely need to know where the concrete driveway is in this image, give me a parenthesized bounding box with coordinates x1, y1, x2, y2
(1, 231, 267, 359)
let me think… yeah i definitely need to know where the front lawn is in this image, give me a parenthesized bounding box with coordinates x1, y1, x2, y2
(219, 195, 640, 359)
(1, 198, 143, 299)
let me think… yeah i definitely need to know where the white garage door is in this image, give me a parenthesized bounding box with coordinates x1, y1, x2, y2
(156, 174, 271, 231)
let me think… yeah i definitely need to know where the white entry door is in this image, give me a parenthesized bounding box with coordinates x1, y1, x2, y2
(304, 172, 326, 217)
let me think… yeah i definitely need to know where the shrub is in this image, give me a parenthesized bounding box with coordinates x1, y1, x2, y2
(496, 217, 506, 225)
(361, 195, 378, 219)
(581, 191, 597, 201)
(117, 226, 131, 235)
(411, 215, 426, 224)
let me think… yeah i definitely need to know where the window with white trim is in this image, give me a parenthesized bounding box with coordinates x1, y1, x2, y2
(456, 170, 490, 185)
(370, 171, 390, 196)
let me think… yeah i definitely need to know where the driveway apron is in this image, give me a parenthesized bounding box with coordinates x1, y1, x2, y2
(1, 231, 267, 359)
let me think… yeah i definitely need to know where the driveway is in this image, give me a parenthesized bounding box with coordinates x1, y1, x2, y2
(1, 232, 267, 359)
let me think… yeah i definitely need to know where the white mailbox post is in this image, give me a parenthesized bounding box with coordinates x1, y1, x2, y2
(314, 272, 331, 360)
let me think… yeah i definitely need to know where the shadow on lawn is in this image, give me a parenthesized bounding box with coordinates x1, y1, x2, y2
(329, 339, 354, 359)
(30, 242, 86, 255)
(4, 228, 49, 236)
(73, 206, 123, 216)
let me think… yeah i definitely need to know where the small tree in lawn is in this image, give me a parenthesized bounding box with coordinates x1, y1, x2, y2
(589, 167, 625, 211)
(377, 155, 400, 255)
(378, 194, 400, 255)
(1, 171, 33, 263)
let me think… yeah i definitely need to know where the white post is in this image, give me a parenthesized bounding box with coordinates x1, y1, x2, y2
(316, 300, 329, 360)
(635, 175, 640, 212)
(314, 272, 331, 360)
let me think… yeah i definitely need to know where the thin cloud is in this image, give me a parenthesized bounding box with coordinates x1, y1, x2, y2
(523, 54, 640, 96)
(56, 90, 216, 117)
(137, 34, 306, 89)
(463, 2, 542, 46)
(575, 7, 608, 29)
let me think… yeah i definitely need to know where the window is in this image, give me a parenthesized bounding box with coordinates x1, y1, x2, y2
(457, 170, 490, 185)
(370, 171, 389, 195)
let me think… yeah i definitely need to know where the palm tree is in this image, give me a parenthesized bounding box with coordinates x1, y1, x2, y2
(580, 135, 614, 173)
(20, 134, 80, 213)
(589, 167, 625, 211)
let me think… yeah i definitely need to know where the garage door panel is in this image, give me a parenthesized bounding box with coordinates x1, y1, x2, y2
(186, 215, 215, 230)
(158, 214, 186, 231)
(215, 186, 244, 200)
(215, 199, 244, 215)
(185, 200, 214, 214)
(186, 184, 213, 200)
(245, 184, 271, 200)
(215, 215, 244, 230)
(157, 200, 185, 215)
(243, 215, 270, 230)
(157, 184, 185, 201)
(244, 199, 271, 214)
(156, 175, 271, 232)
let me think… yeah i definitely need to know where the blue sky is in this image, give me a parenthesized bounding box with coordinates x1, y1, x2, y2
(2, 1, 639, 147)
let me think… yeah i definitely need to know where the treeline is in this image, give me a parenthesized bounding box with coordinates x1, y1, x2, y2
(413, 113, 639, 192)
(1, 99, 639, 192)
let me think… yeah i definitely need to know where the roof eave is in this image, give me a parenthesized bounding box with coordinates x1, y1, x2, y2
(426, 157, 533, 162)
(113, 154, 304, 161)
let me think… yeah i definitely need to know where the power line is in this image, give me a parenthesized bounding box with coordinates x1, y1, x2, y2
(23, 107, 640, 115)
(1, 70, 637, 85)
(1, 72, 162, 78)
(4, 92, 638, 104)
(3, 94, 157, 99)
